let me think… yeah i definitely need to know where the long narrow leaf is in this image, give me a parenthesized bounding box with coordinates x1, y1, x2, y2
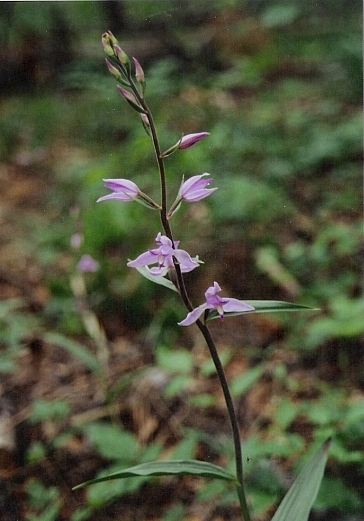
(73, 459, 236, 490)
(133, 265, 178, 292)
(271, 439, 330, 521)
(207, 301, 317, 321)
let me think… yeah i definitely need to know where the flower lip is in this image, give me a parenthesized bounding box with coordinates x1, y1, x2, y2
(178, 132, 210, 149)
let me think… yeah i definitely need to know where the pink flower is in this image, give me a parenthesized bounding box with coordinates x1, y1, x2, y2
(127, 233, 200, 277)
(160, 132, 210, 158)
(179, 132, 210, 149)
(179, 174, 217, 202)
(178, 282, 254, 326)
(77, 255, 99, 273)
(97, 179, 140, 202)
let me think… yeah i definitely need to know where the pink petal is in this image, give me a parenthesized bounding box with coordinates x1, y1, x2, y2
(178, 304, 208, 326)
(127, 251, 158, 267)
(179, 132, 210, 149)
(221, 298, 255, 313)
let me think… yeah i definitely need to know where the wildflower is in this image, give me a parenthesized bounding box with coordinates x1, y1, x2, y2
(167, 174, 216, 217)
(97, 179, 139, 202)
(117, 85, 138, 105)
(179, 174, 217, 202)
(127, 233, 200, 276)
(101, 32, 115, 56)
(160, 132, 210, 158)
(77, 254, 99, 273)
(105, 59, 123, 81)
(105, 30, 118, 45)
(178, 132, 210, 149)
(178, 282, 254, 326)
(117, 85, 146, 114)
(113, 44, 129, 66)
(133, 57, 145, 83)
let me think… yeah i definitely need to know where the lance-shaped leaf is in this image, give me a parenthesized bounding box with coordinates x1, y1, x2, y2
(207, 300, 318, 321)
(73, 459, 237, 490)
(132, 265, 178, 292)
(271, 439, 330, 521)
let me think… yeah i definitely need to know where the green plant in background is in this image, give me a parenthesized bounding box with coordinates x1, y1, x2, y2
(72, 31, 330, 521)
(0, 299, 41, 372)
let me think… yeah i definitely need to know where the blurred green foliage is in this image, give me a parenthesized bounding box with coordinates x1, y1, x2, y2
(0, 1, 362, 520)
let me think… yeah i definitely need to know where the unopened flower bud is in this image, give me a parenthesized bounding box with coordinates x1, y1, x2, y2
(101, 32, 115, 56)
(179, 132, 210, 149)
(140, 113, 152, 137)
(140, 113, 149, 126)
(117, 85, 147, 114)
(160, 131, 210, 158)
(133, 57, 145, 83)
(105, 59, 122, 81)
(114, 44, 129, 66)
(106, 30, 118, 45)
(117, 85, 137, 104)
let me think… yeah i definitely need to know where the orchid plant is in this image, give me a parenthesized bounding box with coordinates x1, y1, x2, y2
(74, 31, 330, 521)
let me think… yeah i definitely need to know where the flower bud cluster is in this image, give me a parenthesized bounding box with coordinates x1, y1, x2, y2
(101, 30, 147, 118)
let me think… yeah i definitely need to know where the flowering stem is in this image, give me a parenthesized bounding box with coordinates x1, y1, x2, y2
(125, 73, 194, 305)
(125, 72, 169, 232)
(124, 68, 250, 521)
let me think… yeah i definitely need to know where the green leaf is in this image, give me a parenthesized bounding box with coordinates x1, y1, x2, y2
(73, 459, 236, 490)
(207, 301, 317, 321)
(43, 332, 101, 373)
(270, 439, 330, 521)
(156, 344, 193, 373)
(82, 422, 138, 461)
(132, 265, 178, 292)
(230, 365, 264, 396)
(261, 5, 299, 28)
(29, 399, 70, 423)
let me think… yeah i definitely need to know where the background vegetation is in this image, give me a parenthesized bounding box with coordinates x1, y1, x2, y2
(0, 1, 362, 521)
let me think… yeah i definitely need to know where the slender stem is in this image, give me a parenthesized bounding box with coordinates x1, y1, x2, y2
(126, 73, 170, 234)
(195, 320, 251, 521)
(124, 68, 250, 521)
